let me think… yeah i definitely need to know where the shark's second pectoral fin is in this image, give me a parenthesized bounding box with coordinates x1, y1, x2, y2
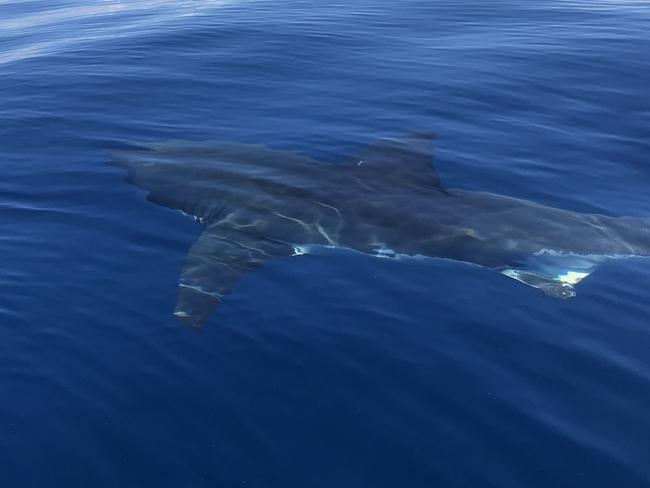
(501, 269, 589, 299)
(174, 228, 295, 329)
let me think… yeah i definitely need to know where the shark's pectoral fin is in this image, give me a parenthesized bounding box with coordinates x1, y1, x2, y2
(501, 269, 590, 299)
(174, 228, 295, 329)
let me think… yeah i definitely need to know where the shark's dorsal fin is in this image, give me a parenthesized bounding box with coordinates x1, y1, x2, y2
(174, 227, 295, 329)
(342, 132, 442, 191)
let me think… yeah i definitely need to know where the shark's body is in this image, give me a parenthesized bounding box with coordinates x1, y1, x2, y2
(111, 133, 650, 327)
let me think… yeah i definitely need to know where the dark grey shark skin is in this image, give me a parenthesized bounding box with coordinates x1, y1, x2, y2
(111, 133, 650, 328)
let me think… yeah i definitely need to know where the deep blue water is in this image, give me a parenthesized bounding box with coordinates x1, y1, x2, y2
(2, 0, 650, 486)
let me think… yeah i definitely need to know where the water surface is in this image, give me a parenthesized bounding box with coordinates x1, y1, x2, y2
(1, 1, 650, 486)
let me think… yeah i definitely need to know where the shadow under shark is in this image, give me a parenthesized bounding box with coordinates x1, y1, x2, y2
(111, 133, 650, 328)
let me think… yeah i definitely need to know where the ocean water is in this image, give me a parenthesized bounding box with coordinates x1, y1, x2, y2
(2, 0, 650, 486)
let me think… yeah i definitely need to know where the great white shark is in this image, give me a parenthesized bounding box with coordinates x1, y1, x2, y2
(110, 133, 650, 328)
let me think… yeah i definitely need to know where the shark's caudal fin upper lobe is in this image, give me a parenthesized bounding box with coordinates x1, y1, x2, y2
(110, 133, 440, 328)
